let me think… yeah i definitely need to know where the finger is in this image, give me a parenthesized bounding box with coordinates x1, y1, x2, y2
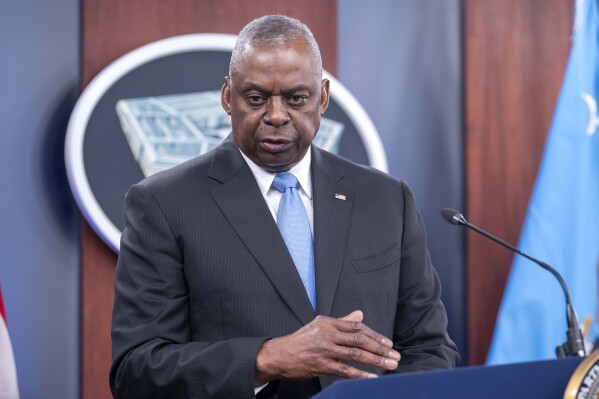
(332, 323, 400, 361)
(323, 360, 378, 379)
(339, 310, 363, 322)
(334, 332, 400, 365)
(306, 315, 399, 363)
(333, 345, 399, 371)
(334, 319, 395, 350)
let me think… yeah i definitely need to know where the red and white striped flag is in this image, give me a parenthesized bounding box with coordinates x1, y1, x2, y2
(0, 286, 19, 399)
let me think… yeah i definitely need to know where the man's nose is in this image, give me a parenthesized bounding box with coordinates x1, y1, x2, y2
(263, 96, 290, 127)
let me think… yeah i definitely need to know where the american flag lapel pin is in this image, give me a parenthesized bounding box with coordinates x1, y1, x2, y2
(334, 193, 346, 201)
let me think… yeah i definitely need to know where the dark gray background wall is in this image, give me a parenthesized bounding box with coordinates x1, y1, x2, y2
(338, 0, 465, 359)
(0, 1, 80, 398)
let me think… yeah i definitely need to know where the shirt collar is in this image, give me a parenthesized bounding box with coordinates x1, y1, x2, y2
(239, 147, 313, 200)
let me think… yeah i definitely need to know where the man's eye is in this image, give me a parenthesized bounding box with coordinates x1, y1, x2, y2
(247, 95, 266, 105)
(288, 95, 308, 105)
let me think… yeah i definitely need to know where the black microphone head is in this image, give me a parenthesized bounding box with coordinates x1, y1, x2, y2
(441, 208, 465, 225)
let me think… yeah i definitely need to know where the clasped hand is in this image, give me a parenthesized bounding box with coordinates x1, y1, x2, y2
(254, 310, 400, 386)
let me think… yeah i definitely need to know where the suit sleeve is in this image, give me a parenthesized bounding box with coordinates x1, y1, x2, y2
(390, 181, 460, 372)
(110, 183, 267, 399)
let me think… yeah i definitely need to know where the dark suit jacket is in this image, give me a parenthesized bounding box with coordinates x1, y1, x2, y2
(110, 135, 459, 399)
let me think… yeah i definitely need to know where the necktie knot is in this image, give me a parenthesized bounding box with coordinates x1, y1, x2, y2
(272, 172, 298, 193)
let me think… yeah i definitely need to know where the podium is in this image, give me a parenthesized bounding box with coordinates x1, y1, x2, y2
(313, 358, 584, 399)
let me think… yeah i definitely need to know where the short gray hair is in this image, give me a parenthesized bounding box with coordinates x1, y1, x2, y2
(229, 15, 323, 78)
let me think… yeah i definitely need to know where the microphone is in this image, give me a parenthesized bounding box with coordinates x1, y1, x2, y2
(441, 208, 585, 358)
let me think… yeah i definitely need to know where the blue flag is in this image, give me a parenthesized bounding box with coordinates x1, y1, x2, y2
(487, 0, 599, 365)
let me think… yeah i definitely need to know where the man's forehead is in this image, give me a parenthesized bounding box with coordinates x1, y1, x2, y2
(237, 79, 315, 93)
(239, 42, 307, 64)
(231, 41, 320, 78)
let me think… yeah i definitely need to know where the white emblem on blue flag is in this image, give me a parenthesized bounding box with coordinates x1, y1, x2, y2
(581, 92, 599, 136)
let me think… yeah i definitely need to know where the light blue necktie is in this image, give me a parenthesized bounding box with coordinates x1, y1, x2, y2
(272, 172, 316, 311)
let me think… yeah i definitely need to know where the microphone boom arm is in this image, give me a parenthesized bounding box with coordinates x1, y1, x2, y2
(443, 209, 585, 358)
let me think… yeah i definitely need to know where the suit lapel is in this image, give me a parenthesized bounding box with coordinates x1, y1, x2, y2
(311, 147, 353, 317)
(208, 137, 315, 325)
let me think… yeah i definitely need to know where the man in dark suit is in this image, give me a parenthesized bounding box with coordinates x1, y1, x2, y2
(110, 15, 458, 399)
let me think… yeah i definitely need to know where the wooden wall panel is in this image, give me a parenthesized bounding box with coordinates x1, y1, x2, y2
(465, 0, 572, 364)
(82, 0, 337, 87)
(80, 2, 336, 398)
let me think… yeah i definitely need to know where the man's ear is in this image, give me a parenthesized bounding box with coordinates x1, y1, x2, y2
(320, 78, 330, 115)
(221, 76, 232, 115)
